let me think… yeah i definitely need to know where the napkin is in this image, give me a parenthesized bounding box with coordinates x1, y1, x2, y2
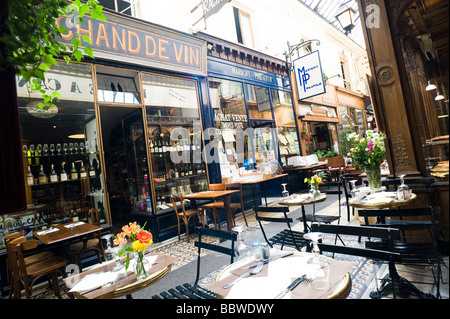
(36, 228, 59, 235)
(65, 221, 85, 228)
(284, 194, 312, 204)
(69, 271, 119, 292)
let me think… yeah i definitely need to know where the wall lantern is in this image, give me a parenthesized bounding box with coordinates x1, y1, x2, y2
(335, 4, 356, 35)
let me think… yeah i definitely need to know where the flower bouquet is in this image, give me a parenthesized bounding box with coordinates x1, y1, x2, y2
(304, 172, 324, 198)
(114, 222, 153, 279)
(347, 130, 386, 189)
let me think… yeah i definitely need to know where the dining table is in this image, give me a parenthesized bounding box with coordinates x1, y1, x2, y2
(182, 190, 239, 231)
(64, 252, 177, 299)
(203, 249, 354, 299)
(278, 193, 327, 232)
(348, 191, 417, 210)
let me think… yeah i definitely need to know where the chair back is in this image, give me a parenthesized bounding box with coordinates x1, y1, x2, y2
(170, 195, 187, 216)
(310, 223, 401, 263)
(382, 177, 435, 205)
(193, 227, 237, 285)
(6, 237, 40, 284)
(209, 183, 226, 191)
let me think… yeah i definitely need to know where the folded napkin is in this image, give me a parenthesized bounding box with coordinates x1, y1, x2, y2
(36, 227, 59, 235)
(69, 271, 119, 292)
(65, 221, 85, 228)
(284, 194, 313, 204)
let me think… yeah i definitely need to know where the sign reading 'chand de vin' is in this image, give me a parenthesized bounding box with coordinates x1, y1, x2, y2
(293, 50, 325, 100)
(56, 12, 207, 76)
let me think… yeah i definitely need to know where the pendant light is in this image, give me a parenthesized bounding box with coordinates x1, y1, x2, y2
(425, 80, 437, 91)
(435, 92, 445, 101)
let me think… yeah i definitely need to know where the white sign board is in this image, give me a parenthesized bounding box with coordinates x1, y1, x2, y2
(293, 51, 325, 100)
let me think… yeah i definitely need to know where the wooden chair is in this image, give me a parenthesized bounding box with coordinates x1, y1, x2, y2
(200, 183, 226, 229)
(6, 236, 67, 299)
(358, 206, 445, 298)
(254, 206, 307, 251)
(171, 195, 205, 241)
(325, 156, 346, 181)
(311, 223, 402, 299)
(4, 232, 55, 298)
(226, 182, 248, 227)
(67, 208, 104, 270)
(151, 227, 237, 299)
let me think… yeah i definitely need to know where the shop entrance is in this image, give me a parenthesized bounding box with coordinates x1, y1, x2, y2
(99, 106, 151, 233)
(309, 122, 335, 154)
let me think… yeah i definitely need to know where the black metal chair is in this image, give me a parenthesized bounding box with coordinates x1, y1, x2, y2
(297, 181, 342, 226)
(310, 223, 402, 299)
(358, 206, 445, 298)
(340, 174, 358, 221)
(254, 206, 307, 251)
(151, 227, 237, 299)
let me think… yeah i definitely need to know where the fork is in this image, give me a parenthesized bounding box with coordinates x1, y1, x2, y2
(222, 261, 264, 289)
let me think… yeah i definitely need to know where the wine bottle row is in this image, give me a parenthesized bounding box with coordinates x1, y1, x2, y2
(149, 137, 200, 155)
(26, 160, 97, 186)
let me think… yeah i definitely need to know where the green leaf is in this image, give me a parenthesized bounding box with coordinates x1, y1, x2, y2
(84, 46, 94, 58)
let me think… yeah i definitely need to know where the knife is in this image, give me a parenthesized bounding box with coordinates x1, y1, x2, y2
(248, 252, 294, 268)
(274, 275, 306, 299)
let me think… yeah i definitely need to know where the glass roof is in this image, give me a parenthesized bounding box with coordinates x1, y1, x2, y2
(297, 0, 366, 48)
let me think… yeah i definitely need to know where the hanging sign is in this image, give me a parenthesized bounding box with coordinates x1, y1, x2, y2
(293, 50, 325, 100)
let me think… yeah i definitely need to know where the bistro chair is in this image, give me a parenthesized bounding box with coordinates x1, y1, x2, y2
(311, 223, 402, 299)
(226, 182, 248, 226)
(324, 156, 346, 182)
(151, 227, 237, 299)
(254, 206, 307, 251)
(4, 232, 55, 298)
(171, 195, 205, 241)
(358, 206, 445, 298)
(67, 208, 104, 270)
(340, 174, 358, 221)
(200, 183, 227, 229)
(6, 236, 67, 299)
(298, 181, 342, 228)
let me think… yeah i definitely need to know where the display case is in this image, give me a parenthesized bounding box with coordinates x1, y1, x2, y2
(422, 136, 449, 180)
(143, 73, 208, 212)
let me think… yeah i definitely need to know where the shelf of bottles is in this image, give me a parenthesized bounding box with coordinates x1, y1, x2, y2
(147, 117, 208, 212)
(22, 141, 103, 220)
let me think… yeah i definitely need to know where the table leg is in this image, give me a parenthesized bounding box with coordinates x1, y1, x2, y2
(301, 206, 310, 233)
(223, 195, 234, 232)
(369, 262, 436, 299)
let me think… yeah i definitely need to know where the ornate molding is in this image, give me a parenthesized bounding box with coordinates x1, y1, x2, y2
(391, 130, 411, 167)
(375, 62, 395, 86)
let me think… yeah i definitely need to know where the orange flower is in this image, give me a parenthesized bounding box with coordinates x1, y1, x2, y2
(136, 230, 153, 244)
(122, 222, 140, 236)
(114, 232, 127, 246)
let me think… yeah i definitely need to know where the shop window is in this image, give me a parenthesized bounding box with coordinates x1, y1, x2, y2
(143, 74, 207, 211)
(340, 61, 351, 90)
(233, 7, 255, 47)
(96, 68, 140, 104)
(209, 78, 251, 170)
(271, 89, 300, 166)
(339, 106, 350, 126)
(98, 0, 136, 16)
(10, 62, 106, 239)
(246, 84, 272, 120)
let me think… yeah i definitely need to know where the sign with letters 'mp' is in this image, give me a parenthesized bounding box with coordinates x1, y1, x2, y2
(293, 50, 325, 100)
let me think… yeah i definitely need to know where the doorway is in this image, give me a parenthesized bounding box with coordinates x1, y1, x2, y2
(99, 106, 151, 232)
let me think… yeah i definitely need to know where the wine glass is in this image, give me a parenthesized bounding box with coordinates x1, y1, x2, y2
(37, 144, 42, 156)
(63, 143, 68, 154)
(349, 180, 360, 200)
(49, 144, 55, 155)
(397, 174, 411, 200)
(304, 232, 331, 290)
(29, 144, 35, 156)
(74, 142, 79, 154)
(43, 144, 48, 156)
(80, 142, 84, 154)
(281, 183, 289, 198)
(56, 143, 62, 155)
(69, 143, 73, 154)
(85, 141, 90, 154)
(232, 225, 250, 261)
(23, 145, 28, 157)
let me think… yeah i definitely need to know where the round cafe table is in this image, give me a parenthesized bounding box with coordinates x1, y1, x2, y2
(279, 193, 327, 232)
(208, 250, 352, 299)
(348, 192, 417, 210)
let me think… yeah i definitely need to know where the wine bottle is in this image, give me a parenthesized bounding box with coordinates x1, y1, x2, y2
(71, 162, 78, 180)
(72, 209, 79, 222)
(60, 163, 68, 182)
(150, 139, 155, 153)
(80, 161, 87, 179)
(50, 164, 58, 183)
(26, 166, 34, 186)
(33, 212, 39, 226)
(188, 163, 193, 176)
(38, 165, 47, 184)
(89, 161, 96, 177)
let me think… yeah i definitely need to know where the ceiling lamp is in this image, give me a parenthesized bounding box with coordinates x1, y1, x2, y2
(435, 92, 445, 101)
(335, 4, 356, 35)
(425, 81, 437, 91)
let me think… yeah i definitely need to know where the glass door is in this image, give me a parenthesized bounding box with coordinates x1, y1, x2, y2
(250, 120, 278, 165)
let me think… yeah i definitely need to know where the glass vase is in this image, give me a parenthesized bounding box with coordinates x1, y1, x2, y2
(309, 184, 320, 199)
(133, 252, 149, 280)
(365, 165, 382, 190)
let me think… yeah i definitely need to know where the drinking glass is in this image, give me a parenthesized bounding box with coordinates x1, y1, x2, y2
(281, 183, 289, 198)
(349, 180, 360, 200)
(23, 145, 28, 157)
(29, 144, 35, 156)
(397, 174, 411, 200)
(43, 144, 48, 156)
(74, 142, 79, 154)
(69, 143, 73, 154)
(232, 225, 250, 260)
(56, 143, 62, 155)
(37, 144, 42, 156)
(80, 142, 84, 154)
(63, 143, 68, 154)
(49, 144, 55, 155)
(304, 232, 331, 290)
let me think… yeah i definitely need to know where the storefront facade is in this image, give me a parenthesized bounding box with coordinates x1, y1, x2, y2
(0, 11, 210, 248)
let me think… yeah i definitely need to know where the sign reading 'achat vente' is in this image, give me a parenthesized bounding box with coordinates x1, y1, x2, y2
(56, 12, 207, 76)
